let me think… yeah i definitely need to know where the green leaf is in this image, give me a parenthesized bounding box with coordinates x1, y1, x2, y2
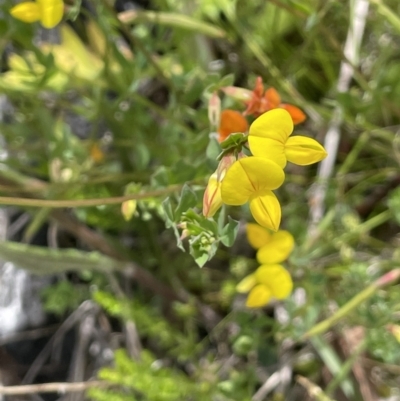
(0, 242, 121, 275)
(388, 187, 400, 225)
(162, 197, 176, 226)
(203, 83, 219, 97)
(65, 0, 82, 21)
(189, 238, 218, 268)
(218, 73, 235, 88)
(311, 336, 355, 398)
(120, 11, 226, 38)
(175, 184, 198, 217)
(206, 137, 221, 165)
(219, 217, 239, 247)
(151, 166, 170, 187)
(133, 142, 150, 170)
(171, 160, 198, 183)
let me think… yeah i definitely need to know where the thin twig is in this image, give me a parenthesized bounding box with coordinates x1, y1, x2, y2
(0, 185, 182, 208)
(22, 302, 99, 385)
(0, 325, 59, 346)
(67, 312, 96, 401)
(296, 376, 337, 401)
(252, 339, 294, 401)
(302, 268, 400, 339)
(308, 0, 369, 238)
(0, 381, 107, 395)
(0, 166, 222, 329)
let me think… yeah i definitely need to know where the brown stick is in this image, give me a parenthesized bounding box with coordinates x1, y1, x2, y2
(0, 381, 107, 395)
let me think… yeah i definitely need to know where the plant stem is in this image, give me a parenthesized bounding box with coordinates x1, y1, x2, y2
(0, 185, 182, 208)
(302, 268, 400, 339)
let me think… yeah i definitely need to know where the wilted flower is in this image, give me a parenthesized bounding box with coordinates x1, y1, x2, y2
(237, 264, 293, 308)
(246, 223, 294, 264)
(10, 0, 64, 29)
(221, 157, 284, 231)
(248, 109, 327, 168)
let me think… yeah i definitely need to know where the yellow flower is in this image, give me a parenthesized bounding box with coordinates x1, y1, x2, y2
(203, 154, 237, 218)
(121, 200, 137, 221)
(10, 0, 64, 29)
(248, 109, 327, 168)
(237, 264, 293, 308)
(220, 157, 284, 231)
(246, 223, 294, 264)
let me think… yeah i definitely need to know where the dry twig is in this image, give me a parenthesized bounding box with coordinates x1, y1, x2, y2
(0, 381, 106, 396)
(308, 0, 370, 238)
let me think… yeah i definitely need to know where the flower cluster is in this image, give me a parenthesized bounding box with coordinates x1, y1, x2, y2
(203, 101, 327, 231)
(214, 77, 306, 143)
(10, 0, 64, 29)
(236, 224, 294, 308)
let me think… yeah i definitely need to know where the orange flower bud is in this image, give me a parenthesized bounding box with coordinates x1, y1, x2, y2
(243, 77, 307, 124)
(222, 86, 253, 102)
(218, 109, 248, 142)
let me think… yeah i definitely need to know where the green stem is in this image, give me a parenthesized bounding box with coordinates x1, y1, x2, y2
(118, 10, 226, 38)
(337, 130, 369, 176)
(339, 210, 392, 243)
(326, 339, 366, 395)
(302, 268, 400, 339)
(369, 0, 400, 33)
(296, 375, 338, 401)
(0, 185, 182, 208)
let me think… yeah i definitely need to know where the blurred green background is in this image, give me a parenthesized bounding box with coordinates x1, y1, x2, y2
(1, 0, 400, 400)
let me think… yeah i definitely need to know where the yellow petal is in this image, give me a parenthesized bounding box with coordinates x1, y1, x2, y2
(10, 2, 41, 23)
(43, 25, 103, 81)
(202, 173, 223, 217)
(121, 200, 137, 221)
(8, 52, 40, 73)
(249, 109, 293, 143)
(248, 109, 293, 168)
(246, 284, 271, 308)
(38, 0, 63, 28)
(388, 324, 400, 343)
(248, 136, 287, 168)
(221, 157, 285, 205)
(285, 136, 327, 166)
(236, 274, 257, 293)
(249, 191, 281, 232)
(256, 230, 295, 264)
(255, 265, 293, 300)
(246, 223, 272, 250)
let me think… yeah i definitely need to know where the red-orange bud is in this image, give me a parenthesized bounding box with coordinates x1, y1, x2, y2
(222, 86, 252, 102)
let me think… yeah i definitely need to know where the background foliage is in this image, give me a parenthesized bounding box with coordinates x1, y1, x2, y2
(1, 0, 400, 400)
